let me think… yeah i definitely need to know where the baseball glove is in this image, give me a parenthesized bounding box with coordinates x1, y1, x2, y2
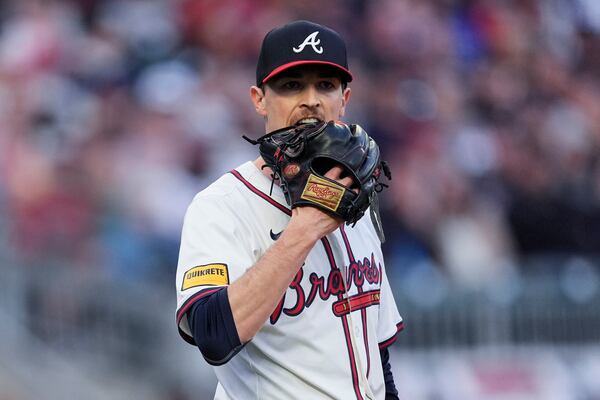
(243, 121, 391, 230)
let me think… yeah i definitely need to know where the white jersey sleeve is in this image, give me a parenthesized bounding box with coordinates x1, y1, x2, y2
(175, 187, 255, 344)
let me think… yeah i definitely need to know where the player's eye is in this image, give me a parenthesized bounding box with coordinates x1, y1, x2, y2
(318, 80, 337, 91)
(281, 81, 302, 91)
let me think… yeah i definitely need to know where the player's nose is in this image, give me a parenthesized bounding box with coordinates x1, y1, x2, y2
(300, 85, 321, 108)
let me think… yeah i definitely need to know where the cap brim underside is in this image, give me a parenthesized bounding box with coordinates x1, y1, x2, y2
(262, 60, 353, 84)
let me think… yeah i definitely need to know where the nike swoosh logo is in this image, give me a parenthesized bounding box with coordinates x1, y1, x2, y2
(270, 229, 283, 241)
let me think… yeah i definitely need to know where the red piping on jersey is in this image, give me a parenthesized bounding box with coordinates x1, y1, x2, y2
(177, 287, 223, 324)
(378, 321, 405, 349)
(360, 301, 370, 378)
(340, 225, 355, 263)
(322, 236, 364, 400)
(340, 225, 371, 378)
(340, 309, 364, 400)
(176, 287, 224, 345)
(229, 169, 291, 216)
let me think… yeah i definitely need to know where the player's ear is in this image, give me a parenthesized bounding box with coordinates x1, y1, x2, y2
(339, 86, 351, 117)
(250, 86, 267, 117)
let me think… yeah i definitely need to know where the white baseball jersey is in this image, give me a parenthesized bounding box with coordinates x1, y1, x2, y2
(176, 161, 403, 400)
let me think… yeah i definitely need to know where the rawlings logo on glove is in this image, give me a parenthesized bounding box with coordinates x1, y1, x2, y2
(301, 174, 345, 211)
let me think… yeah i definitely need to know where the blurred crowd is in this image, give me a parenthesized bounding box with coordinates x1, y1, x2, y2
(1, 0, 600, 290)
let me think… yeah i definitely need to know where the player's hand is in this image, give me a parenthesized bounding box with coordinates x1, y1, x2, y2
(286, 165, 356, 242)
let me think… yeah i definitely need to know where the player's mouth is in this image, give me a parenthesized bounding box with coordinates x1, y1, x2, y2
(294, 117, 323, 125)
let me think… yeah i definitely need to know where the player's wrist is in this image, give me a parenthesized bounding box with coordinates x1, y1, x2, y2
(285, 215, 328, 245)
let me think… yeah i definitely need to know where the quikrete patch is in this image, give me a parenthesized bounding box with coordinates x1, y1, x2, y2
(182, 263, 229, 290)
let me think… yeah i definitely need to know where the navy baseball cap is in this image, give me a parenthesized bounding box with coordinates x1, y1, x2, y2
(256, 20, 353, 87)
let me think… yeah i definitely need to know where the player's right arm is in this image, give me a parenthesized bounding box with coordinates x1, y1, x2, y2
(178, 166, 351, 364)
(227, 203, 340, 343)
(228, 165, 353, 342)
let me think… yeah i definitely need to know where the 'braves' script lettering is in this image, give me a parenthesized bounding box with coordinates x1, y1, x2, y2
(270, 253, 382, 324)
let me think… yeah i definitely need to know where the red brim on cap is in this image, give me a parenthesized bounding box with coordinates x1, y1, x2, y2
(262, 60, 353, 84)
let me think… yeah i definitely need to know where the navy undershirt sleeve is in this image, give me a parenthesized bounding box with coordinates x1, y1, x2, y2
(187, 287, 245, 366)
(380, 346, 399, 399)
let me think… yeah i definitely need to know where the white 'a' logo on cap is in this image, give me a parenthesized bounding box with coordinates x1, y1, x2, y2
(293, 31, 323, 54)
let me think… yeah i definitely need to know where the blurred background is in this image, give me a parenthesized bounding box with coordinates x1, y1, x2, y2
(1, 0, 600, 399)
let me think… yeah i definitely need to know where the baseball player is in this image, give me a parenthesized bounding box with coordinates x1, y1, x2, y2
(176, 20, 404, 400)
